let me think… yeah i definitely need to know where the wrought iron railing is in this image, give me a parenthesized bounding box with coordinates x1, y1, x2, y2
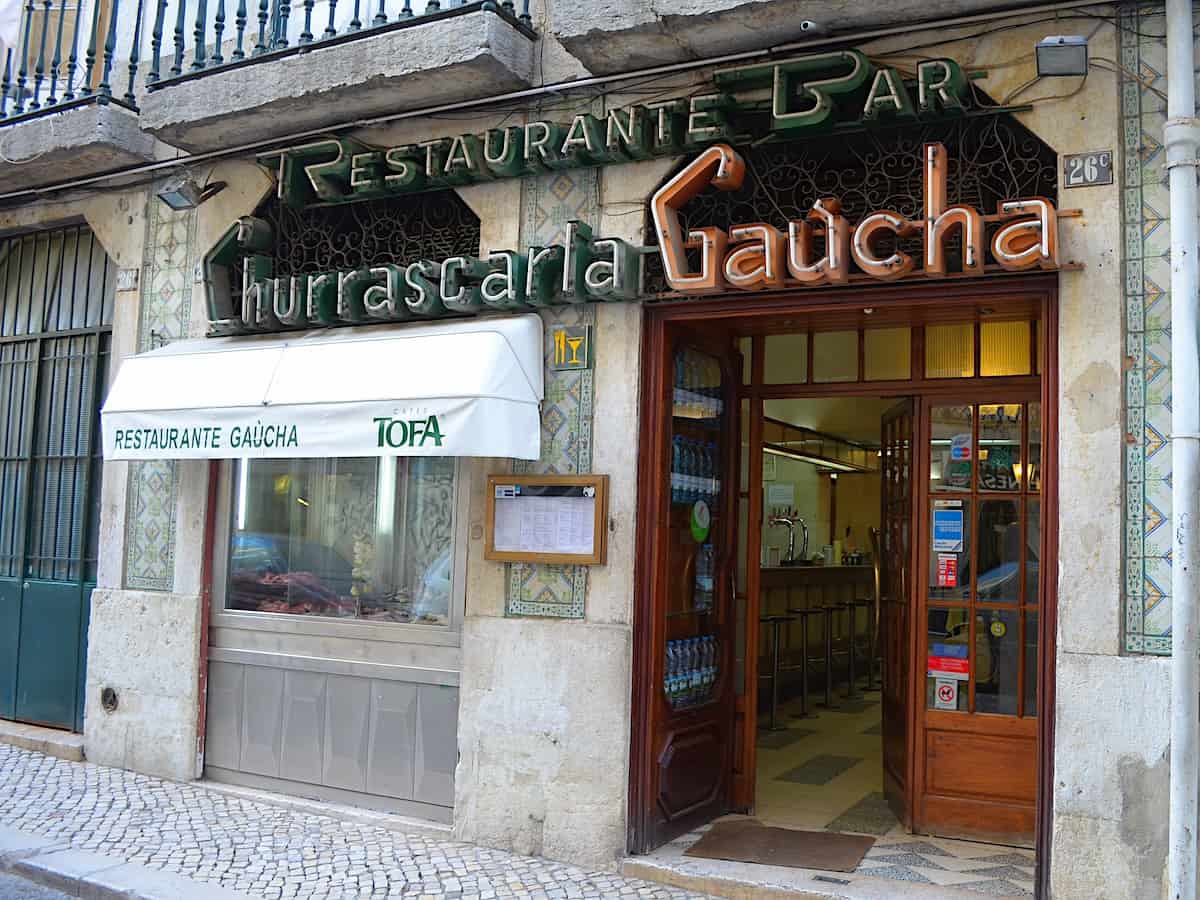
(0, 0, 533, 124)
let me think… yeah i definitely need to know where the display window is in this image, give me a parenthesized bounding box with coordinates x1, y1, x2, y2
(224, 456, 459, 626)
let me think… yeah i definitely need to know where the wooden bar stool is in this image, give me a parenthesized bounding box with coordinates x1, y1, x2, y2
(842, 598, 873, 699)
(817, 605, 840, 710)
(787, 607, 819, 719)
(759, 615, 794, 731)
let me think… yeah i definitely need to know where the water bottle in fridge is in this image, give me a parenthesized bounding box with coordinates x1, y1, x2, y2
(706, 442, 719, 501)
(671, 436, 682, 504)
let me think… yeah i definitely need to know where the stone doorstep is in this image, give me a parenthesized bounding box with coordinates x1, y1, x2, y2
(0, 720, 84, 763)
(0, 825, 251, 900)
(621, 854, 1010, 900)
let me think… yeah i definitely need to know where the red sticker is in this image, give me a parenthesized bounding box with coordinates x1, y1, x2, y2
(936, 554, 958, 588)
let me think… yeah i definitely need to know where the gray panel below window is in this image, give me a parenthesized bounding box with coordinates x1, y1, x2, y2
(240, 666, 284, 777)
(366, 681, 418, 800)
(205, 662, 244, 771)
(414, 685, 459, 807)
(208, 647, 459, 686)
(279, 670, 326, 785)
(207, 660, 458, 810)
(324, 675, 371, 793)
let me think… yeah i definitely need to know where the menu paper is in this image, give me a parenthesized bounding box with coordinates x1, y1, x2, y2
(493, 495, 596, 556)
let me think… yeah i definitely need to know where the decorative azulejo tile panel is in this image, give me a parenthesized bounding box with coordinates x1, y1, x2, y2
(1121, 2, 1178, 655)
(124, 199, 197, 592)
(505, 163, 601, 620)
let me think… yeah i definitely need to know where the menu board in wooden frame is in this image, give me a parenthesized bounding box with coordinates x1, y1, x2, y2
(485, 474, 609, 565)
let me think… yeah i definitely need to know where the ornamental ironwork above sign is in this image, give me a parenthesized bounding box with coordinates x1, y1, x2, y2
(257, 49, 994, 209)
(204, 138, 1064, 336)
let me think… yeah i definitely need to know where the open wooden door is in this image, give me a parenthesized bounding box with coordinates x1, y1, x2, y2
(880, 399, 915, 829)
(636, 327, 742, 849)
(916, 397, 1041, 845)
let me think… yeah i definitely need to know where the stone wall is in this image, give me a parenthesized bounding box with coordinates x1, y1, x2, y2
(2, 5, 1168, 889)
(83, 161, 274, 781)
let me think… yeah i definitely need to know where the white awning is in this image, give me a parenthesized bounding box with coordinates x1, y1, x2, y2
(102, 315, 544, 460)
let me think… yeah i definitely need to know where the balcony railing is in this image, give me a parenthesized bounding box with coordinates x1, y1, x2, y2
(0, 0, 533, 126)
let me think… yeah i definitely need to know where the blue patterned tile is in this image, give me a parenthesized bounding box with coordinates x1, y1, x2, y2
(1121, 9, 1176, 656)
(505, 163, 601, 620)
(124, 199, 196, 592)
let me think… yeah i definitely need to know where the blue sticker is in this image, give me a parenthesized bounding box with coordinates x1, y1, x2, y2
(933, 508, 964, 552)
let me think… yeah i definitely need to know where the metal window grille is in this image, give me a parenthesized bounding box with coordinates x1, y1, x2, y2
(0, 225, 113, 583)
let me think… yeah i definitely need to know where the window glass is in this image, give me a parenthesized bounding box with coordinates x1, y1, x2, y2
(925, 324, 974, 378)
(764, 333, 807, 384)
(1024, 611, 1039, 718)
(930, 405, 972, 492)
(1024, 499, 1041, 605)
(975, 609, 1019, 715)
(739, 336, 752, 384)
(1028, 402, 1042, 492)
(927, 607, 969, 711)
(976, 499, 1019, 603)
(929, 500, 971, 603)
(978, 404, 1021, 492)
(812, 330, 858, 382)
(980, 320, 1032, 376)
(227, 457, 456, 625)
(864, 327, 911, 381)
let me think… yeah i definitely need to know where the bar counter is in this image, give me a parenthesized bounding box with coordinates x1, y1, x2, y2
(758, 563, 875, 670)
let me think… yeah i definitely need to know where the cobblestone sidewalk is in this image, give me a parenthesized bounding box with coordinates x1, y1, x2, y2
(0, 745, 708, 899)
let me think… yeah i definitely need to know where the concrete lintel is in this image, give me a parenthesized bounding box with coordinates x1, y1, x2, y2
(552, 0, 1052, 75)
(0, 719, 84, 762)
(0, 103, 158, 193)
(139, 10, 536, 152)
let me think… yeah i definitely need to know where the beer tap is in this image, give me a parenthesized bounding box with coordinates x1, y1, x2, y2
(767, 511, 809, 564)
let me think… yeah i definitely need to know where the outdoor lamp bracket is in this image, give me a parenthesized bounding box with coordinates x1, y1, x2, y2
(156, 174, 227, 211)
(1035, 35, 1089, 77)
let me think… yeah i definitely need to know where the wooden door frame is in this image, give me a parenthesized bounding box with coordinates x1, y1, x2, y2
(629, 276, 1059, 891)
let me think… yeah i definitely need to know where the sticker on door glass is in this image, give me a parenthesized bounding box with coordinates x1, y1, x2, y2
(950, 433, 972, 460)
(690, 500, 711, 543)
(933, 508, 964, 552)
(936, 553, 958, 587)
(934, 678, 959, 710)
(928, 642, 969, 680)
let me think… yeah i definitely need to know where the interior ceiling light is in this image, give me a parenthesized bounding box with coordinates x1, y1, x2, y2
(762, 444, 864, 473)
(1035, 35, 1089, 77)
(156, 174, 226, 210)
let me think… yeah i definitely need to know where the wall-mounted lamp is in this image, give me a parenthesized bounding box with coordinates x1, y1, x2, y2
(1035, 35, 1089, 76)
(156, 174, 227, 210)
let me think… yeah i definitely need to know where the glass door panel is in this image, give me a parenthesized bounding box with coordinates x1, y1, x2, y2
(664, 346, 726, 709)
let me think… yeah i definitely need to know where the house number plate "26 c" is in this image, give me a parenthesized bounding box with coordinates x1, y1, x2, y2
(1063, 150, 1113, 188)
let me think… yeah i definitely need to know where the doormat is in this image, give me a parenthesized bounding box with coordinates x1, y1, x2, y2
(684, 819, 875, 872)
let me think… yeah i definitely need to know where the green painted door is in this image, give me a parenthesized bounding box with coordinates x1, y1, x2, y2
(0, 226, 113, 733)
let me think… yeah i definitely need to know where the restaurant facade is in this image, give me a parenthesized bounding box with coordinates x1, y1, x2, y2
(0, 2, 1186, 898)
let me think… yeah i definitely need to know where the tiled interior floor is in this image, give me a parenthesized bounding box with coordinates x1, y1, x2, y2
(745, 687, 1037, 897)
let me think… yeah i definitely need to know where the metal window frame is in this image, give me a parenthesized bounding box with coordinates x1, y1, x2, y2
(0, 224, 111, 585)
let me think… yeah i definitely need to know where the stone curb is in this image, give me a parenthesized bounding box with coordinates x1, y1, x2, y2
(0, 720, 85, 763)
(0, 825, 252, 900)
